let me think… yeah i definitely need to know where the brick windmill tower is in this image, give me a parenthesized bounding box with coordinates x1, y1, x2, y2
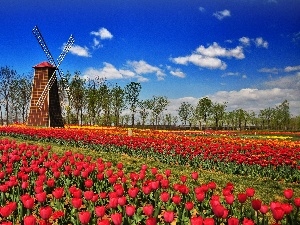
(27, 26, 74, 127)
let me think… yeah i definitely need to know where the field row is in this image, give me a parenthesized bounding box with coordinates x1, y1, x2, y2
(0, 138, 299, 224)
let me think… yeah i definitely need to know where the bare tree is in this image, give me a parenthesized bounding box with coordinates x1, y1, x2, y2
(0, 66, 17, 125)
(125, 82, 142, 126)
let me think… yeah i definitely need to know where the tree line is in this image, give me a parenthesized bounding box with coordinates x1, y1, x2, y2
(0, 66, 299, 130)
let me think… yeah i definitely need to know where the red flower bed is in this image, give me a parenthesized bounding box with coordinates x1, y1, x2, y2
(0, 138, 299, 224)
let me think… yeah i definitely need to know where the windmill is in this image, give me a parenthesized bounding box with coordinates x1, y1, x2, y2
(27, 25, 75, 127)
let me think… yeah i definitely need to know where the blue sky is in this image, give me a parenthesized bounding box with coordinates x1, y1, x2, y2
(1, 0, 299, 116)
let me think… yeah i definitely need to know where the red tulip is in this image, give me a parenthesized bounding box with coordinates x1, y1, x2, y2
(52, 187, 64, 199)
(71, 198, 82, 209)
(212, 204, 225, 218)
(143, 204, 154, 216)
(271, 207, 285, 222)
(191, 216, 203, 225)
(151, 167, 157, 175)
(142, 185, 151, 195)
(111, 212, 122, 225)
(208, 181, 217, 190)
(164, 169, 171, 177)
(246, 188, 255, 197)
(185, 201, 194, 211)
(78, 211, 91, 225)
(203, 217, 215, 225)
(40, 206, 53, 220)
(237, 193, 247, 203)
(163, 211, 174, 223)
(97, 219, 110, 225)
(23, 215, 36, 225)
(95, 205, 106, 217)
(108, 197, 118, 208)
(128, 187, 139, 198)
(117, 162, 123, 170)
(145, 217, 157, 225)
(294, 197, 300, 207)
(283, 189, 293, 199)
(172, 195, 181, 205)
(225, 194, 235, 205)
(259, 204, 269, 214)
(84, 190, 94, 201)
(125, 205, 136, 216)
(242, 218, 255, 225)
(196, 192, 205, 202)
(0, 205, 12, 217)
(46, 178, 55, 188)
(191, 171, 198, 180)
(52, 210, 64, 220)
(251, 199, 262, 211)
(228, 217, 239, 225)
(180, 175, 187, 183)
(281, 203, 293, 214)
(118, 196, 127, 206)
(1, 221, 12, 225)
(21, 181, 29, 189)
(21, 194, 35, 209)
(160, 192, 170, 202)
(35, 191, 47, 203)
(84, 179, 93, 188)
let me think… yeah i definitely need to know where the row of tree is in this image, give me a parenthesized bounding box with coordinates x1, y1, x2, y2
(0, 66, 299, 130)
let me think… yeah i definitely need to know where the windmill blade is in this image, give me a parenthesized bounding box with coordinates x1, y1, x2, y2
(36, 71, 57, 109)
(33, 25, 75, 108)
(57, 35, 75, 66)
(32, 26, 56, 66)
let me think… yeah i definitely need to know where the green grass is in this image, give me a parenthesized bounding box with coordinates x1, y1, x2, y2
(2, 135, 300, 204)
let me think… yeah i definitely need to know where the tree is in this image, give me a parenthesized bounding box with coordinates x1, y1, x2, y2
(85, 79, 99, 125)
(148, 96, 169, 128)
(259, 107, 274, 129)
(69, 71, 86, 125)
(8, 77, 31, 123)
(138, 99, 151, 127)
(195, 97, 212, 130)
(178, 102, 193, 126)
(111, 84, 125, 126)
(0, 66, 17, 125)
(274, 100, 290, 130)
(125, 82, 142, 126)
(211, 102, 227, 129)
(98, 82, 111, 126)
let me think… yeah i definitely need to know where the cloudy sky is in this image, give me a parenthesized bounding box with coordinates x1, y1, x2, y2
(0, 0, 299, 116)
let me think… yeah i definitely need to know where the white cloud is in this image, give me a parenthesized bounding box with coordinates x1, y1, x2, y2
(90, 27, 113, 49)
(213, 9, 231, 20)
(171, 42, 245, 70)
(127, 60, 166, 80)
(69, 44, 91, 57)
(171, 54, 227, 70)
(90, 27, 113, 39)
(83, 60, 166, 82)
(284, 65, 300, 72)
(199, 7, 205, 12)
(254, 37, 268, 48)
(265, 72, 300, 90)
(209, 87, 299, 115)
(258, 67, 280, 74)
(83, 62, 135, 80)
(196, 42, 245, 59)
(221, 72, 239, 77)
(239, 37, 251, 46)
(170, 69, 186, 78)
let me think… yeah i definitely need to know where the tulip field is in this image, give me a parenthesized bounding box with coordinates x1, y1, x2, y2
(0, 126, 300, 224)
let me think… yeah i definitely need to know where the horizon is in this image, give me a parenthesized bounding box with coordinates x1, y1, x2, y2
(0, 0, 299, 116)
